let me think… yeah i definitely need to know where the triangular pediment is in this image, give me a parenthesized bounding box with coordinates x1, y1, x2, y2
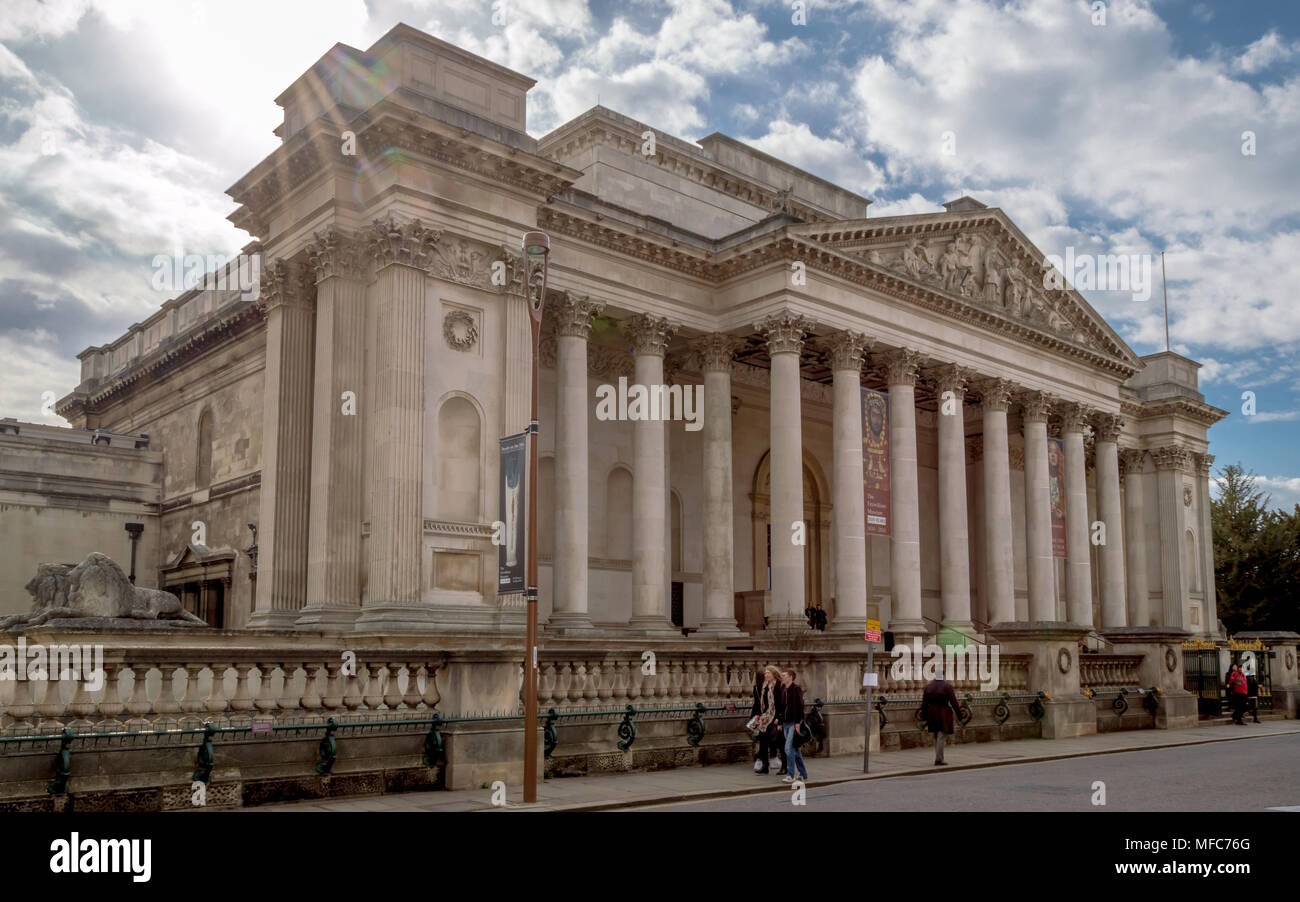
(788, 208, 1143, 370)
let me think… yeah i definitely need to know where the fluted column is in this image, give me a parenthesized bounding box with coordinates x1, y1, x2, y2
(1195, 453, 1219, 636)
(828, 331, 871, 636)
(1093, 413, 1127, 629)
(932, 364, 974, 635)
(759, 312, 815, 626)
(300, 230, 368, 628)
(626, 313, 677, 635)
(1153, 444, 1191, 629)
(1020, 392, 1056, 622)
(884, 348, 925, 637)
(1119, 450, 1151, 627)
(979, 378, 1016, 625)
(250, 258, 315, 628)
(695, 334, 743, 635)
(549, 293, 604, 632)
(1060, 403, 1093, 626)
(357, 217, 438, 629)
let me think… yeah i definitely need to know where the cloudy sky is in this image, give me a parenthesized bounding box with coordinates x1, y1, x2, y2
(2, 0, 1298, 507)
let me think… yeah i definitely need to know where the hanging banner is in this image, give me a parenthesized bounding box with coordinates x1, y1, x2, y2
(862, 388, 891, 537)
(1048, 437, 1067, 558)
(497, 431, 527, 594)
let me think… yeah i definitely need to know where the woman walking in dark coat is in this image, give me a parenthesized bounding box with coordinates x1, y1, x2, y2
(749, 666, 784, 774)
(921, 666, 963, 765)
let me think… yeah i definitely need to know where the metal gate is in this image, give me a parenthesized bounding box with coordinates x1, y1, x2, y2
(1183, 648, 1222, 717)
(1232, 648, 1273, 712)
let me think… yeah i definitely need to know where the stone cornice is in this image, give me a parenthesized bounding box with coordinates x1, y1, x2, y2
(1123, 396, 1229, 429)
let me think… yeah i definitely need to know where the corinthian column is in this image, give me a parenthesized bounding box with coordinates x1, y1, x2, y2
(827, 331, 871, 636)
(758, 311, 815, 627)
(1093, 413, 1127, 629)
(694, 334, 743, 635)
(1020, 391, 1056, 622)
(978, 377, 1016, 626)
(1195, 453, 1219, 636)
(1060, 403, 1093, 626)
(1152, 444, 1191, 629)
(250, 258, 315, 629)
(931, 364, 974, 635)
(357, 217, 439, 630)
(625, 313, 677, 636)
(1120, 449, 1151, 627)
(884, 347, 926, 638)
(550, 293, 604, 633)
(299, 230, 368, 629)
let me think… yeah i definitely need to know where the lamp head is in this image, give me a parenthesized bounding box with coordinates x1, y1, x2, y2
(522, 231, 550, 261)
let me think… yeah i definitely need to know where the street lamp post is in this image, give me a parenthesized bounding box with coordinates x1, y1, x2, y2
(522, 230, 550, 803)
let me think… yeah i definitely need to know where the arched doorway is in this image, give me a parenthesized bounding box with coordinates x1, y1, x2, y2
(749, 449, 831, 623)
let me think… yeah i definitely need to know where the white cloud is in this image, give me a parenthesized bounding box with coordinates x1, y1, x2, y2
(1235, 31, 1300, 75)
(741, 120, 885, 195)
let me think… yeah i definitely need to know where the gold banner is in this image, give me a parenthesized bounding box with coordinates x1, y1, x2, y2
(1181, 639, 1218, 650)
(1229, 638, 1265, 651)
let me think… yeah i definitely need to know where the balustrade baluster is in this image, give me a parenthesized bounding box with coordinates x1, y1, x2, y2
(252, 665, 277, 714)
(229, 664, 255, 714)
(206, 664, 231, 715)
(154, 664, 181, 716)
(178, 664, 206, 716)
(300, 664, 323, 712)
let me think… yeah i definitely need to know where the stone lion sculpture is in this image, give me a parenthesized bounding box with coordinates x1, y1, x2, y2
(2, 552, 207, 630)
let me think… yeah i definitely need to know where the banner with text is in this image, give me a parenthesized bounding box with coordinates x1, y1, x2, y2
(862, 388, 891, 537)
(497, 432, 527, 594)
(1049, 437, 1067, 558)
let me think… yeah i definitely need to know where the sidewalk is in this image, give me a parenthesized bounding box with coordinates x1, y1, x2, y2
(252, 719, 1300, 812)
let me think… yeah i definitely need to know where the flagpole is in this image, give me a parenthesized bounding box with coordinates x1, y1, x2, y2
(1161, 251, 1170, 353)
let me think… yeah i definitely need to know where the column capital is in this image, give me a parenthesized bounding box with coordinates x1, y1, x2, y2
(881, 347, 925, 386)
(1194, 452, 1215, 477)
(1118, 448, 1147, 475)
(256, 258, 314, 313)
(553, 292, 605, 340)
(1057, 401, 1091, 434)
(306, 228, 368, 282)
(1092, 412, 1125, 443)
(1018, 389, 1055, 423)
(823, 330, 873, 372)
(927, 362, 975, 397)
(624, 312, 676, 357)
(756, 311, 816, 355)
(367, 215, 442, 272)
(693, 332, 739, 372)
(1151, 444, 1191, 472)
(974, 377, 1016, 412)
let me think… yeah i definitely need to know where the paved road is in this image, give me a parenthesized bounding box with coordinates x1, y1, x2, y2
(637, 732, 1300, 811)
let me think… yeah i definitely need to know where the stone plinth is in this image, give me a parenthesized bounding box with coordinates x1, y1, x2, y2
(988, 622, 1096, 738)
(1100, 626, 1199, 729)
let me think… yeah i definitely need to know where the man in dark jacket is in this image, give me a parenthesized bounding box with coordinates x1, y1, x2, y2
(921, 666, 963, 766)
(1245, 671, 1261, 724)
(779, 670, 808, 782)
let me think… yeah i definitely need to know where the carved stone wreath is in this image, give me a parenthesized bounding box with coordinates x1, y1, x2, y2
(442, 310, 478, 352)
(1183, 486, 1193, 507)
(1164, 647, 1178, 673)
(1286, 650, 1294, 671)
(1058, 647, 1072, 674)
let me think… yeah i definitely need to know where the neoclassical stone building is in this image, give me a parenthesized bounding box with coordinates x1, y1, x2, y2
(22, 24, 1226, 645)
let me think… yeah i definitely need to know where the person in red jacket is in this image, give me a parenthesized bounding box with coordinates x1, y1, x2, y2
(1226, 663, 1249, 725)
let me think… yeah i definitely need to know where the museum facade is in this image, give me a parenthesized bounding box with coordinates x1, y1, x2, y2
(6, 24, 1227, 648)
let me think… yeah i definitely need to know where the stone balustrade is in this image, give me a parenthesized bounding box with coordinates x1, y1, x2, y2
(1079, 654, 1145, 690)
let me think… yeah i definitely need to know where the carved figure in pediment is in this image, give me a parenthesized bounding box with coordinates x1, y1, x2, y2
(982, 246, 1004, 305)
(433, 237, 491, 287)
(1002, 266, 1027, 313)
(865, 249, 885, 267)
(897, 238, 936, 280)
(958, 269, 978, 298)
(936, 240, 965, 291)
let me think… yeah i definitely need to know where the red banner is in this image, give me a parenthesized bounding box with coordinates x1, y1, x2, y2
(862, 389, 890, 537)
(1049, 437, 1067, 558)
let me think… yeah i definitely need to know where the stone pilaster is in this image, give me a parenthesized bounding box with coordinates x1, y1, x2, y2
(1152, 444, 1191, 629)
(758, 311, 815, 627)
(549, 293, 604, 633)
(978, 377, 1016, 626)
(694, 333, 744, 636)
(1194, 453, 1219, 637)
(299, 230, 368, 628)
(1059, 402, 1093, 627)
(1093, 413, 1127, 630)
(931, 364, 974, 636)
(1020, 391, 1057, 622)
(827, 331, 872, 636)
(357, 216, 439, 630)
(250, 258, 315, 629)
(625, 313, 677, 635)
(883, 347, 925, 638)
(1119, 449, 1151, 627)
